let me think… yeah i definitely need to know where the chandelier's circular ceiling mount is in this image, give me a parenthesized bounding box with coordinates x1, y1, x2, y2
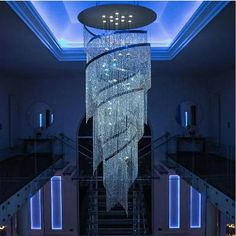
(78, 4, 157, 30)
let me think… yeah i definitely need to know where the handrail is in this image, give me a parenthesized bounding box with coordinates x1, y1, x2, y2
(60, 132, 171, 155)
(59, 133, 76, 144)
(205, 140, 235, 159)
(139, 135, 176, 160)
(56, 132, 176, 162)
(139, 183, 147, 235)
(57, 134, 93, 154)
(138, 132, 169, 153)
(54, 135, 93, 160)
(79, 144, 93, 154)
(54, 136, 76, 150)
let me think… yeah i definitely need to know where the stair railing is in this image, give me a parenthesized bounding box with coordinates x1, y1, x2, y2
(139, 183, 148, 235)
(54, 134, 92, 160)
(88, 175, 98, 236)
(133, 183, 141, 236)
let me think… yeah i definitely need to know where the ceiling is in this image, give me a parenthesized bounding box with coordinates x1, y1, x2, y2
(0, 2, 235, 79)
(7, 1, 228, 60)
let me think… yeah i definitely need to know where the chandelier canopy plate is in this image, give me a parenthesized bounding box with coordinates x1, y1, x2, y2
(78, 4, 157, 30)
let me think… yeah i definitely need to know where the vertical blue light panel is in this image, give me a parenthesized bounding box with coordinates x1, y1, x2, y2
(30, 190, 42, 230)
(39, 113, 43, 128)
(51, 176, 62, 230)
(51, 113, 54, 123)
(190, 187, 201, 228)
(169, 175, 180, 229)
(184, 111, 188, 127)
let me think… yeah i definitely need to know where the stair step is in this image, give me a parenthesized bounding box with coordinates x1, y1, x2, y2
(98, 219, 134, 224)
(98, 207, 133, 212)
(90, 210, 132, 214)
(98, 228, 133, 234)
(99, 215, 133, 220)
(89, 211, 134, 218)
(97, 194, 134, 199)
(87, 185, 150, 235)
(98, 228, 147, 235)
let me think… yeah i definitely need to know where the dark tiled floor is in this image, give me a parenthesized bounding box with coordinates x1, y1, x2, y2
(168, 152, 235, 199)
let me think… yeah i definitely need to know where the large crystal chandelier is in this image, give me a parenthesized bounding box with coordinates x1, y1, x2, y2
(79, 4, 156, 213)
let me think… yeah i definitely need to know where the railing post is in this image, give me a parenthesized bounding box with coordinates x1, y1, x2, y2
(165, 132, 169, 164)
(133, 185, 137, 235)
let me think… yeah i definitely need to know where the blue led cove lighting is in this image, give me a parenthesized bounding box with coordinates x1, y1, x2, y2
(169, 175, 180, 229)
(7, 1, 228, 61)
(51, 176, 62, 230)
(30, 190, 42, 230)
(190, 186, 201, 228)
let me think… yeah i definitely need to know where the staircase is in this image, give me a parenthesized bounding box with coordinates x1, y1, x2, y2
(88, 180, 149, 236)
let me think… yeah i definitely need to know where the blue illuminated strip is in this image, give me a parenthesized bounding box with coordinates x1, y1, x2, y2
(169, 175, 180, 229)
(50, 113, 54, 123)
(185, 111, 188, 127)
(190, 187, 201, 228)
(39, 113, 43, 128)
(30, 190, 42, 230)
(51, 176, 62, 230)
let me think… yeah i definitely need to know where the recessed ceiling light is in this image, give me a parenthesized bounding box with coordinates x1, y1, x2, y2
(115, 18, 119, 21)
(129, 15, 133, 18)
(103, 20, 106, 23)
(115, 22, 119, 25)
(128, 20, 132, 23)
(109, 16, 113, 19)
(121, 16, 125, 19)
(110, 19, 114, 22)
(115, 12, 119, 15)
(102, 15, 106, 18)
(121, 19, 125, 23)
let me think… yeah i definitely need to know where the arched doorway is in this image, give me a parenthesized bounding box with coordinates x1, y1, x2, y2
(77, 116, 152, 235)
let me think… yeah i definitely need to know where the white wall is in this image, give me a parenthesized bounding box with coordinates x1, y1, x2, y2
(150, 63, 209, 140)
(207, 68, 235, 147)
(0, 76, 21, 150)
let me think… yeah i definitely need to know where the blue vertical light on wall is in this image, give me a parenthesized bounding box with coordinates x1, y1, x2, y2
(51, 176, 62, 230)
(190, 186, 201, 228)
(39, 113, 43, 128)
(184, 111, 188, 127)
(169, 175, 180, 229)
(50, 113, 54, 123)
(30, 190, 42, 230)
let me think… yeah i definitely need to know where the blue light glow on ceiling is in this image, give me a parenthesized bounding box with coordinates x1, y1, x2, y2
(7, 1, 228, 61)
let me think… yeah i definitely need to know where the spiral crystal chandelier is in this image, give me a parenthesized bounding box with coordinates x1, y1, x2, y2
(79, 4, 156, 213)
